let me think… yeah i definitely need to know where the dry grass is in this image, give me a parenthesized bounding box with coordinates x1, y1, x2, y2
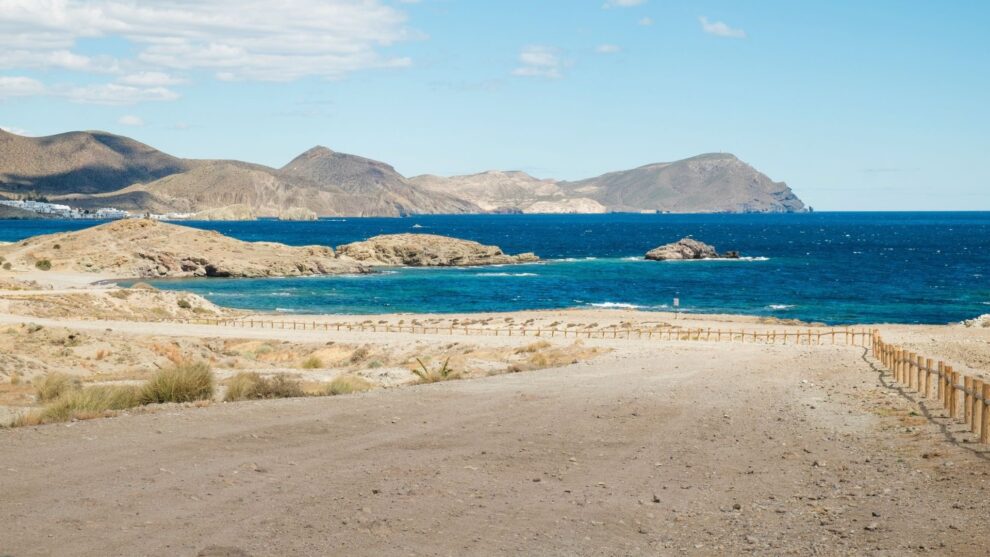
(35, 372, 81, 402)
(140, 362, 214, 404)
(300, 355, 324, 369)
(224, 372, 305, 401)
(16, 385, 142, 426)
(326, 375, 374, 395)
(514, 341, 551, 354)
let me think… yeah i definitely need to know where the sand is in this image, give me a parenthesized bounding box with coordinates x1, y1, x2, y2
(1, 266, 989, 555)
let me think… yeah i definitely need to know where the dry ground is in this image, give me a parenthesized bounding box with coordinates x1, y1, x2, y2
(3, 339, 990, 556)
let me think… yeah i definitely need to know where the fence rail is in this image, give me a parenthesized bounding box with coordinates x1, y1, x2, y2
(181, 317, 873, 346)
(873, 331, 990, 445)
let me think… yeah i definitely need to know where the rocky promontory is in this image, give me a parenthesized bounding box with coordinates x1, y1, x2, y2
(336, 234, 539, 267)
(0, 219, 367, 279)
(645, 238, 740, 261)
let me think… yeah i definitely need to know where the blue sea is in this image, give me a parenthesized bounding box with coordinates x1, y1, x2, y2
(3, 213, 989, 325)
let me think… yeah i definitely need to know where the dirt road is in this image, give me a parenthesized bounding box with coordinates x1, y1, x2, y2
(3, 340, 989, 556)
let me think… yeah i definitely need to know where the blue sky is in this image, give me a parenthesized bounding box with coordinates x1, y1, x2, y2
(0, 0, 987, 210)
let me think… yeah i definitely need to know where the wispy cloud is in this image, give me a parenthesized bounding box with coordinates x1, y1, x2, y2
(699, 16, 747, 39)
(0, 76, 45, 98)
(117, 115, 144, 127)
(595, 44, 622, 54)
(603, 0, 646, 8)
(0, 0, 418, 103)
(638, 17, 654, 26)
(512, 46, 564, 79)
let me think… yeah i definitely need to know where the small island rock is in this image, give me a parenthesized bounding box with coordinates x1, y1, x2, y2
(337, 234, 539, 267)
(645, 238, 739, 261)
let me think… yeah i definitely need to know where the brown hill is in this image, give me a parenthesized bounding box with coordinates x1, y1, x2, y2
(559, 153, 805, 213)
(0, 129, 193, 195)
(281, 147, 482, 216)
(0, 219, 366, 279)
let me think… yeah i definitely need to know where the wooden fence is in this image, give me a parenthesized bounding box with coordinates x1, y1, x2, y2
(873, 331, 989, 444)
(182, 317, 873, 346)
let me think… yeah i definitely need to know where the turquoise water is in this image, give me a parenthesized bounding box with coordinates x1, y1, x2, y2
(4, 213, 989, 324)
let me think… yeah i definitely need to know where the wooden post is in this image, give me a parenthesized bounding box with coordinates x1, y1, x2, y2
(925, 358, 933, 398)
(982, 384, 990, 444)
(972, 379, 983, 436)
(948, 368, 959, 419)
(964, 376, 974, 427)
(906, 352, 915, 390)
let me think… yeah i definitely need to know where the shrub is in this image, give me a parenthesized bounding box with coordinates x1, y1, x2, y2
(177, 299, 192, 309)
(2, 262, 11, 270)
(19, 385, 142, 425)
(412, 357, 459, 384)
(140, 362, 214, 404)
(300, 355, 323, 369)
(35, 372, 81, 402)
(349, 346, 370, 364)
(326, 375, 373, 395)
(34, 259, 52, 271)
(52, 243, 61, 250)
(224, 372, 305, 401)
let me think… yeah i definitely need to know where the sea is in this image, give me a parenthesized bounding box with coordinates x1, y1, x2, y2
(2, 212, 988, 325)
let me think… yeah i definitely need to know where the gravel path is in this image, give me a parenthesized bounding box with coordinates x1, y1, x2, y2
(3, 341, 989, 556)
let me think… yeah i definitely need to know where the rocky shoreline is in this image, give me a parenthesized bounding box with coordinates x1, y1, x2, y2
(645, 237, 740, 261)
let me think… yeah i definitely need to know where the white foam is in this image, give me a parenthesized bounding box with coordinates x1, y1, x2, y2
(767, 304, 795, 310)
(475, 272, 538, 277)
(590, 302, 642, 309)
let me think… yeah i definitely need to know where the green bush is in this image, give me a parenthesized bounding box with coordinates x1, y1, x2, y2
(34, 259, 52, 271)
(177, 299, 192, 309)
(300, 355, 323, 369)
(140, 362, 214, 404)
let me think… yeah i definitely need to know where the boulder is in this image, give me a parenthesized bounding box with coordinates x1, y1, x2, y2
(337, 234, 539, 267)
(645, 238, 734, 261)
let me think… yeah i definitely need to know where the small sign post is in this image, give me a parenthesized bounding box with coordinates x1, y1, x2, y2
(673, 297, 680, 319)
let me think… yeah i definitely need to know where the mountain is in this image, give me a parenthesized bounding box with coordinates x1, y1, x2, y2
(280, 147, 481, 216)
(558, 153, 805, 213)
(0, 128, 192, 195)
(410, 170, 606, 214)
(0, 129, 806, 216)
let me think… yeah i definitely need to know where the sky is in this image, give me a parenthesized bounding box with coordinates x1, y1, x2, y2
(0, 0, 988, 211)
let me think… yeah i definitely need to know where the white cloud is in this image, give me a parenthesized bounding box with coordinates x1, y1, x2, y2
(0, 125, 29, 135)
(118, 71, 185, 87)
(0, 0, 416, 82)
(0, 76, 45, 98)
(117, 114, 144, 126)
(595, 44, 622, 54)
(638, 17, 654, 26)
(603, 0, 646, 8)
(699, 16, 747, 39)
(60, 83, 180, 105)
(512, 46, 563, 79)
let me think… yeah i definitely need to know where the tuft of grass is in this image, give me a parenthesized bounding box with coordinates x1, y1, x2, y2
(349, 346, 371, 364)
(177, 299, 192, 309)
(34, 259, 52, 271)
(224, 372, 305, 401)
(412, 357, 460, 384)
(300, 355, 324, 369)
(35, 372, 81, 402)
(326, 375, 373, 395)
(140, 362, 214, 404)
(515, 341, 551, 354)
(17, 385, 142, 425)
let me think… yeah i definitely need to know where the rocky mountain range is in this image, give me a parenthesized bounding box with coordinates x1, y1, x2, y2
(0, 128, 805, 217)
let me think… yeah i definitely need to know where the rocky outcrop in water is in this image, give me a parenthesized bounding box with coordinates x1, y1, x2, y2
(645, 238, 740, 261)
(336, 234, 539, 267)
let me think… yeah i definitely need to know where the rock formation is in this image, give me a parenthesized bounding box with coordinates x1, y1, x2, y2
(0, 219, 367, 279)
(277, 207, 319, 221)
(336, 234, 539, 267)
(645, 238, 740, 261)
